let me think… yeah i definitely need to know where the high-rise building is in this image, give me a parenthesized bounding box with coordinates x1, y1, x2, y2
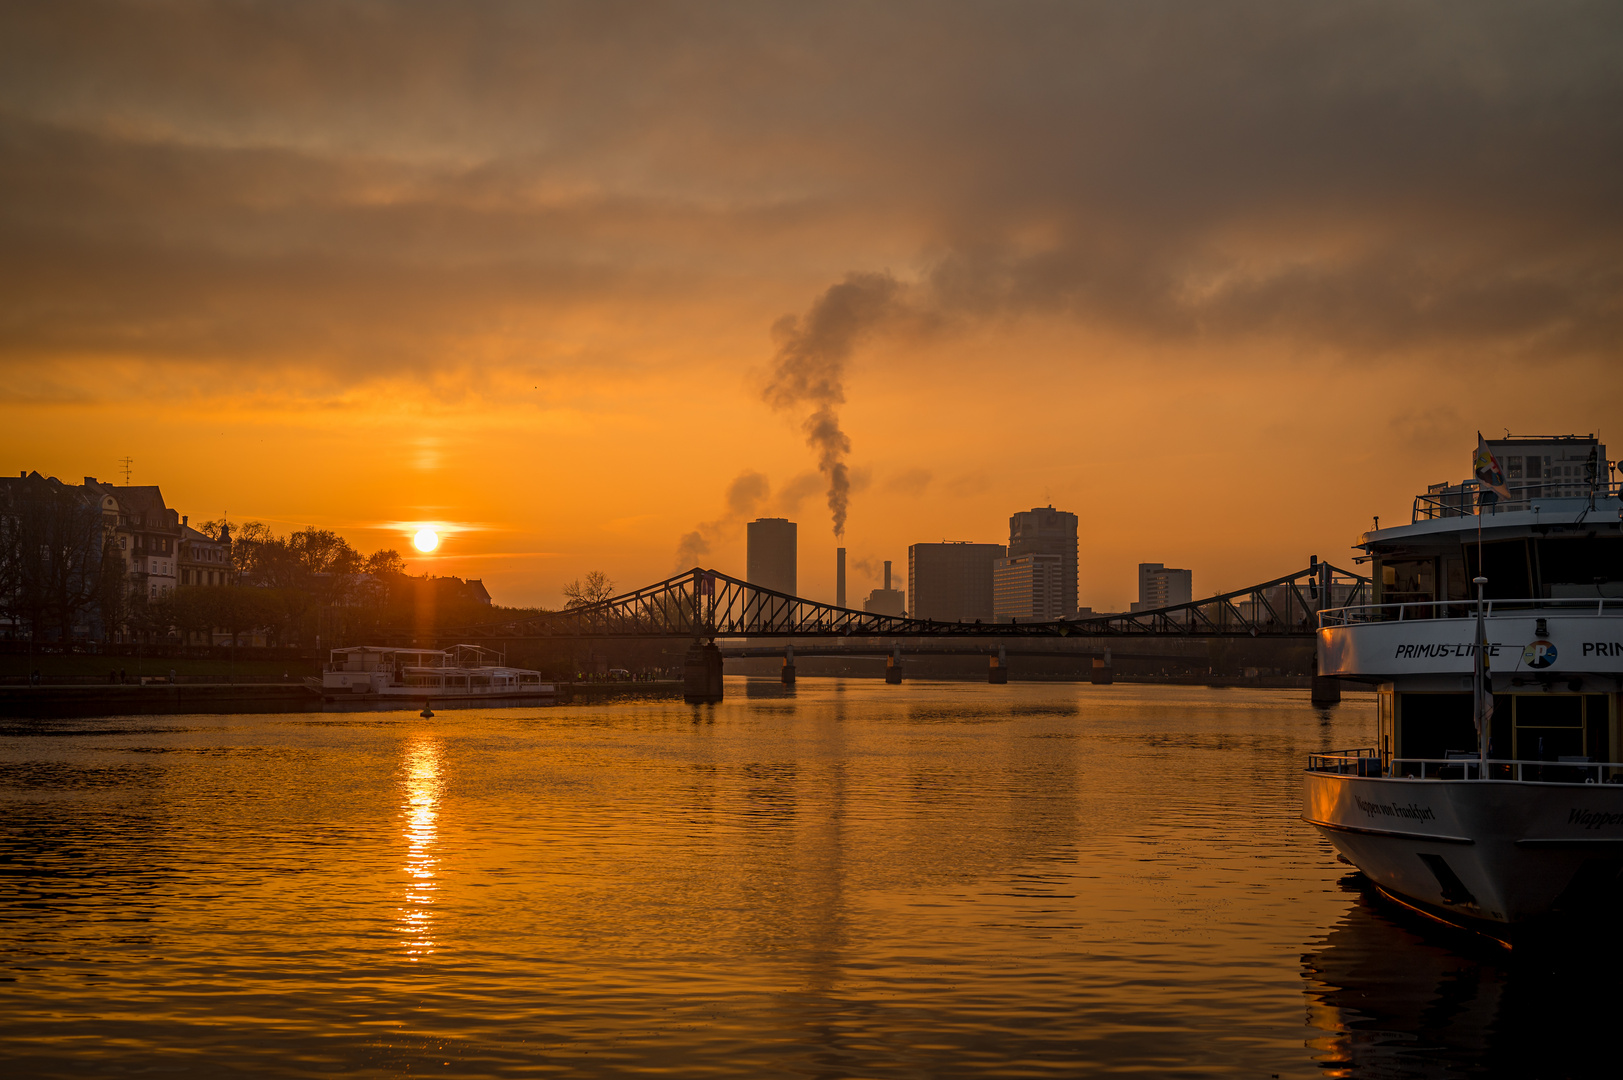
(1007, 506, 1078, 615)
(746, 518, 797, 596)
(1484, 433, 1609, 503)
(908, 542, 1005, 622)
(993, 553, 1065, 622)
(864, 560, 906, 616)
(1131, 562, 1192, 612)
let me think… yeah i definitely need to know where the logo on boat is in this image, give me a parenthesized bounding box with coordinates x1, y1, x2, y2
(1353, 794, 1436, 823)
(1522, 639, 1557, 668)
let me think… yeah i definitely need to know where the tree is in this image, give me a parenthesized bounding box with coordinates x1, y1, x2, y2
(97, 537, 128, 641)
(364, 548, 406, 577)
(0, 475, 106, 641)
(214, 586, 276, 647)
(563, 570, 616, 608)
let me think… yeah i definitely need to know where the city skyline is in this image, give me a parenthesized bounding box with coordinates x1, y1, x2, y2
(3, 4, 1619, 611)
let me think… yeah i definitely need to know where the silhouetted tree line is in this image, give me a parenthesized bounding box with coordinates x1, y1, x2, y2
(1, 481, 542, 647)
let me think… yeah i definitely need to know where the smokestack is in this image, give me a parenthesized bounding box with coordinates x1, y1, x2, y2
(884, 560, 891, 590)
(836, 547, 846, 607)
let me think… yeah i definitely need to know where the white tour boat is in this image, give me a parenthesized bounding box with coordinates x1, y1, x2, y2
(313, 643, 554, 703)
(1305, 432, 1623, 934)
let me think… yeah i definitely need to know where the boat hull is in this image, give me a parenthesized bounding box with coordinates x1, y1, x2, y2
(1304, 772, 1623, 925)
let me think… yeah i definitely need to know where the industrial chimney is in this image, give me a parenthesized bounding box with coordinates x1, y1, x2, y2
(883, 560, 892, 590)
(836, 547, 846, 607)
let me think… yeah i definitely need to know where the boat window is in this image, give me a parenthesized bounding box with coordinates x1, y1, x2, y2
(1378, 558, 1435, 607)
(1395, 693, 1476, 763)
(1535, 538, 1623, 599)
(1512, 695, 1584, 760)
(1441, 554, 1469, 602)
(1465, 541, 1533, 600)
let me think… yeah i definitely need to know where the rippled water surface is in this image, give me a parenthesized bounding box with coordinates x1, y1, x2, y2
(0, 680, 1612, 1077)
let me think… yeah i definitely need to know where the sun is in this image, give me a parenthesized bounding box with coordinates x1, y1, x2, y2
(412, 529, 440, 553)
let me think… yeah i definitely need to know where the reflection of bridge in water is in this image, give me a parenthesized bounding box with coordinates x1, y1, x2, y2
(449, 560, 1369, 703)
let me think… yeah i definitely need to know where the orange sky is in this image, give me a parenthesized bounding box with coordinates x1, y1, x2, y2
(2, 3, 1620, 610)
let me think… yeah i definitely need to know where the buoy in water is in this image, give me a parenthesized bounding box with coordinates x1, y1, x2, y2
(420, 703, 434, 718)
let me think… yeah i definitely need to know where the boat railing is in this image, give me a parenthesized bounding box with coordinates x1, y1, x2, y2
(1319, 596, 1618, 627)
(1307, 749, 1383, 776)
(1411, 478, 1621, 522)
(1309, 749, 1623, 783)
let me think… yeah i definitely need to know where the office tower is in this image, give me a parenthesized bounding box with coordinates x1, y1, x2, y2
(1484, 433, 1608, 502)
(1131, 562, 1192, 612)
(864, 559, 906, 616)
(993, 553, 1066, 622)
(908, 542, 1006, 622)
(1007, 506, 1078, 615)
(836, 547, 846, 607)
(747, 518, 797, 596)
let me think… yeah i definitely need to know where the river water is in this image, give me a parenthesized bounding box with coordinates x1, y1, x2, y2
(0, 680, 1613, 1077)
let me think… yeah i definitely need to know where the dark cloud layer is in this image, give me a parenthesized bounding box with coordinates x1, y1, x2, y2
(2, 0, 1620, 387)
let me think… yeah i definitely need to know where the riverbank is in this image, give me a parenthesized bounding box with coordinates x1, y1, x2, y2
(0, 683, 320, 720)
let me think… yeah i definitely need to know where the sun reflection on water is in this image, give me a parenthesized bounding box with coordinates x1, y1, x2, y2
(399, 736, 443, 958)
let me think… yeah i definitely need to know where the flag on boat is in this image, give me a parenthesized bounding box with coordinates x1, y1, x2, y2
(1473, 432, 1512, 501)
(1474, 602, 1495, 750)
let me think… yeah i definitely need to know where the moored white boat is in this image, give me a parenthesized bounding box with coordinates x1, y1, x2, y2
(1306, 432, 1623, 933)
(313, 644, 554, 703)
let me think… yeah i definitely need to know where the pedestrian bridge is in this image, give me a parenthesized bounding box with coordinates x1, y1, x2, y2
(445, 562, 1369, 701)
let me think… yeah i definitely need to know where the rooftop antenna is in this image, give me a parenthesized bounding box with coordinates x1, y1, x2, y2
(118, 456, 134, 485)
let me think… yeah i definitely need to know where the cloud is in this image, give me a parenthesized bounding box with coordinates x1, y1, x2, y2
(773, 471, 823, 515)
(2, 2, 1620, 406)
(885, 468, 932, 496)
(671, 469, 770, 572)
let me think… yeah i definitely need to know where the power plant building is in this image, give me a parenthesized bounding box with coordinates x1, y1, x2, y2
(746, 518, 797, 596)
(908, 542, 1005, 622)
(993, 553, 1066, 622)
(1007, 506, 1078, 615)
(863, 560, 906, 616)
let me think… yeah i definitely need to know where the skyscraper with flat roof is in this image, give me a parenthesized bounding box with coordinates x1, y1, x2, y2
(993, 553, 1065, 622)
(908, 542, 1005, 622)
(746, 518, 797, 596)
(1132, 562, 1192, 612)
(1007, 506, 1078, 615)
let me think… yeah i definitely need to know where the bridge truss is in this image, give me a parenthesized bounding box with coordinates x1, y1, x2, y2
(444, 563, 1368, 642)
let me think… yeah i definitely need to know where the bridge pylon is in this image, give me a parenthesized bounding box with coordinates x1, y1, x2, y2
(989, 645, 1008, 684)
(684, 641, 724, 704)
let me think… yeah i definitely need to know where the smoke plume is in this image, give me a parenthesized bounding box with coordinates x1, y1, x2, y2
(763, 272, 900, 536)
(671, 469, 770, 572)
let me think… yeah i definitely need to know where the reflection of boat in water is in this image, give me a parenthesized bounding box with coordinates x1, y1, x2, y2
(310, 644, 554, 705)
(1304, 432, 1623, 933)
(1304, 873, 1621, 1076)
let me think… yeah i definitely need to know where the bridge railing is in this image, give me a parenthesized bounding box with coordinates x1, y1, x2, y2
(443, 564, 1370, 641)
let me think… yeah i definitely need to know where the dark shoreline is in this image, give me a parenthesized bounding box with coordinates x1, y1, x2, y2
(0, 675, 1338, 721)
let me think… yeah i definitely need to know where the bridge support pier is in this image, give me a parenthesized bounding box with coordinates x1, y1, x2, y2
(684, 642, 724, 704)
(1310, 655, 1340, 706)
(885, 649, 903, 684)
(989, 645, 1007, 684)
(781, 645, 796, 686)
(1090, 649, 1113, 685)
